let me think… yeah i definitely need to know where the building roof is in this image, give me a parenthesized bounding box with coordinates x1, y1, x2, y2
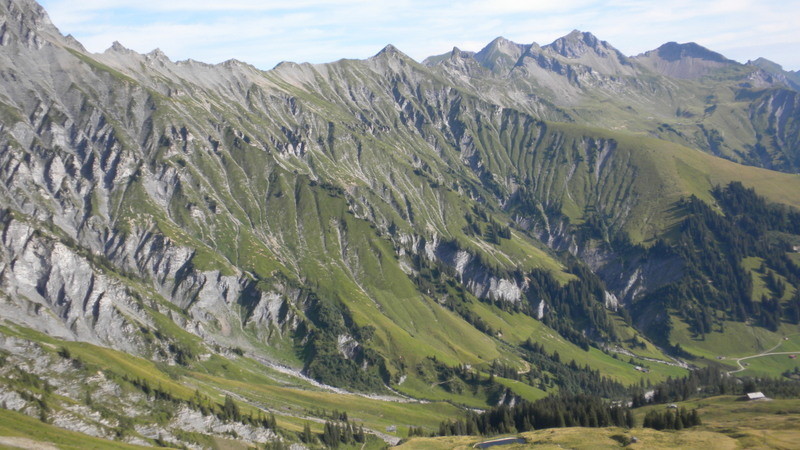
(746, 392, 765, 400)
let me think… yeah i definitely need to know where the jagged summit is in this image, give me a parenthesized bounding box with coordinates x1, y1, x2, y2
(546, 30, 604, 58)
(105, 40, 136, 54)
(511, 30, 634, 79)
(2, 0, 53, 28)
(474, 36, 527, 72)
(373, 43, 405, 58)
(369, 43, 418, 71)
(0, 0, 67, 49)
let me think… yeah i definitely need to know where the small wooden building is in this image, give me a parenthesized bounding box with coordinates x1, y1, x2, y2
(746, 392, 765, 400)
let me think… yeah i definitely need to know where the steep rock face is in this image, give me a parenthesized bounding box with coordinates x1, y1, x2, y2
(0, 217, 148, 352)
(0, 0, 67, 50)
(507, 32, 639, 105)
(748, 57, 800, 91)
(745, 88, 800, 171)
(0, 17, 302, 357)
(2, 0, 562, 375)
(0, 211, 303, 359)
(429, 239, 522, 303)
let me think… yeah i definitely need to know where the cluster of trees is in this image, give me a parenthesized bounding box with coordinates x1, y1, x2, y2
(404, 233, 617, 352)
(438, 394, 634, 436)
(303, 296, 388, 392)
(438, 280, 499, 336)
(631, 366, 800, 406)
(462, 210, 511, 243)
(642, 407, 701, 430)
(408, 346, 629, 410)
(407, 425, 428, 437)
(520, 340, 628, 398)
(524, 264, 618, 348)
(321, 420, 367, 448)
(635, 182, 800, 338)
(782, 367, 800, 381)
(411, 356, 508, 401)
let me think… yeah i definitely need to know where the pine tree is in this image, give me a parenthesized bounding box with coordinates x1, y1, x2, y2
(625, 409, 635, 428)
(302, 422, 314, 443)
(222, 395, 240, 422)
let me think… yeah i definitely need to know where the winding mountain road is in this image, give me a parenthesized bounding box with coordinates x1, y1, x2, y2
(726, 335, 799, 375)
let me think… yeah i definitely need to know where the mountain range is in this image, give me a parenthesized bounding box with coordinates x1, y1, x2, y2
(0, 0, 799, 447)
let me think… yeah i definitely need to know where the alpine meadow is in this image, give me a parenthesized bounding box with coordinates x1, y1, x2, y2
(1, 0, 800, 448)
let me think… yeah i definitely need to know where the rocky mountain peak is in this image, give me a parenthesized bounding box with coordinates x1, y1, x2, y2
(369, 43, 416, 70)
(0, 0, 63, 49)
(2, 0, 52, 28)
(106, 40, 136, 54)
(374, 44, 403, 58)
(474, 36, 527, 72)
(545, 30, 618, 60)
(146, 48, 168, 59)
(480, 36, 523, 54)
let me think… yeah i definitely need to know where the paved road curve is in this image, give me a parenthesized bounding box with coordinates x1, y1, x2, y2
(727, 334, 800, 375)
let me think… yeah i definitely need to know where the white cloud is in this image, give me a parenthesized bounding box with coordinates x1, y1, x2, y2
(38, 0, 800, 70)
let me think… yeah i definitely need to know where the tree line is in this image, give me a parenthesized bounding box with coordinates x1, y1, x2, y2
(438, 394, 634, 436)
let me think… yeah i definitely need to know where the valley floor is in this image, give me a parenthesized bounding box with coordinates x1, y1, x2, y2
(398, 396, 800, 449)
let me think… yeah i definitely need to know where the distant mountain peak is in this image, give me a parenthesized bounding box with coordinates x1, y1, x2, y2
(146, 48, 168, 59)
(651, 42, 732, 63)
(749, 57, 784, 72)
(106, 40, 135, 54)
(474, 36, 527, 72)
(748, 57, 800, 90)
(485, 36, 517, 48)
(546, 30, 606, 58)
(375, 44, 401, 57)
(633, 41, 738, 79)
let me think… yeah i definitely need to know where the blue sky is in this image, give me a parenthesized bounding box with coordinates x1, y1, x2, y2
(38, 0, 800, 71)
